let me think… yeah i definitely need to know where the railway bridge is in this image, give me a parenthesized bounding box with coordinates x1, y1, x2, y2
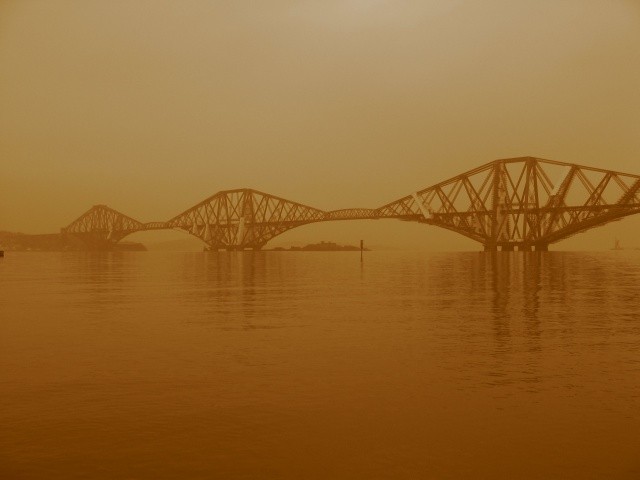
(61, 157, 640, 251)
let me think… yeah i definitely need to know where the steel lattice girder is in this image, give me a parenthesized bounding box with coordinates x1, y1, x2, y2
(166, 189, 327, 248)
(62, 205, 145, 243)
(376, 157, 640, 246)
(62, 157, 640, 249)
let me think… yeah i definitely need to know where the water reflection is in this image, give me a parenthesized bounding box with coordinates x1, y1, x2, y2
(176, 252, 300, 329)
(2, 251, 640, 479)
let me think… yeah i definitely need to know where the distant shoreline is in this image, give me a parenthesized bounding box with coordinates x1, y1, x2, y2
(0, 232, 369, 252)
(0, 232, 146, 251)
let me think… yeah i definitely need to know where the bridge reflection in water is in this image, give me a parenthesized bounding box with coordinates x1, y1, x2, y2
(60, 157, 640, 251)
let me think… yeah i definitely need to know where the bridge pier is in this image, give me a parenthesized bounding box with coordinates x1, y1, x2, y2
(484, 244, 540, 252)
(483, 243, 549, 252)
(223, 245, 264, 251)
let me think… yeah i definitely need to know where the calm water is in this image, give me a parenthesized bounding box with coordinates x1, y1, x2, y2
(1, 251, 639, 479)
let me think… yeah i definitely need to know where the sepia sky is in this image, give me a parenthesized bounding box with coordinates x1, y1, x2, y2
(1, 0, 639, 249)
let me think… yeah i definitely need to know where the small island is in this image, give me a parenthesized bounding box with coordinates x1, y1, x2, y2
(270, 241, 370, 252)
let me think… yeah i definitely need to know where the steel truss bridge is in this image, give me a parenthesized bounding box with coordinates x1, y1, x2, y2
(61, 157, 640, 251)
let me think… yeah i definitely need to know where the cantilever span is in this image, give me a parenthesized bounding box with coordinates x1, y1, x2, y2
(61, 157, 640, 251)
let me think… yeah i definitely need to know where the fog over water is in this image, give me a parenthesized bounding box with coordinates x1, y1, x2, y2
(1, 1, 640, 250)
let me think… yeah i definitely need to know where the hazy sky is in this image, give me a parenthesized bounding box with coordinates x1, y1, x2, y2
(1, 0, 639, 249)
